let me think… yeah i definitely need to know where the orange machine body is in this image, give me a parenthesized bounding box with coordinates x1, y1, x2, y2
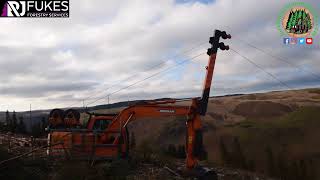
(48, 29, 231, 172)
(48, 102, 201, 168)
(48, 114, 119, 160)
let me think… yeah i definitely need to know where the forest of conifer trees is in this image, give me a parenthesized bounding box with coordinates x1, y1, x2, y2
(285, 9, 312, 34)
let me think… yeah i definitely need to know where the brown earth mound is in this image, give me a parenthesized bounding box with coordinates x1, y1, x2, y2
(233, 101, 292, 118)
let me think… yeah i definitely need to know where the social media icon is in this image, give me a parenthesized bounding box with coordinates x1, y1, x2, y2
(283, 38, 290, 45)
(298, 38, 305, 44)
(306, 38, 313, 45)
(290, 38, 297, 45)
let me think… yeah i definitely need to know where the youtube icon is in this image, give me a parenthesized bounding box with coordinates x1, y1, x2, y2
(306, 38, 313, 45)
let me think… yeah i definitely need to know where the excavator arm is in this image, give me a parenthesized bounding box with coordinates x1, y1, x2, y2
(101, 99, 202, 168)
(102, 30, 231, 171)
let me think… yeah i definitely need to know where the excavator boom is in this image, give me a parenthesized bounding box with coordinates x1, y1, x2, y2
(47, 29, 231, 179)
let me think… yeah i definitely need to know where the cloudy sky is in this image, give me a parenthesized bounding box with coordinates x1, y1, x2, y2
(0, 0, 319, 111)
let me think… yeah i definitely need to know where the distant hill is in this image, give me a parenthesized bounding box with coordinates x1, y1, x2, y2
(1, 88, 319, 133)
(1, 88, 320, 178)
(120, 88, 320, 179)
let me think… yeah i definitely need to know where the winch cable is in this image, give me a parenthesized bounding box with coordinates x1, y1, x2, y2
(233, 38, 320, 81)
(86, 52, 206, 106)
(63, 41, 207, 108)
(230, 48, 292, 90)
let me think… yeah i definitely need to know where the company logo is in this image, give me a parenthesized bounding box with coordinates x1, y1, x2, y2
(159, 109, 175, 113)
(0, 0, 69, 18)
(306, 38, 313, 44)
(298, 38, 305, 44)
(277, 2, 318, 38)
(283, 38, 290, 45)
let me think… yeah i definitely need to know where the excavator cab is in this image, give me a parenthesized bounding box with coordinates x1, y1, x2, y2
(47, 110, 122, 160)
(84, 112, 117, 131)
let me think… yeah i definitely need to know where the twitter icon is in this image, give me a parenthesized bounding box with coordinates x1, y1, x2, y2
(298, 38, 305, 45)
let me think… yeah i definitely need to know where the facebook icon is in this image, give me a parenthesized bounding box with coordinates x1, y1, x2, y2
(283, 38, 290, 45)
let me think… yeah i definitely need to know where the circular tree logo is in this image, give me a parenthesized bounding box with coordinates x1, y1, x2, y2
(277, 2, 318, 37)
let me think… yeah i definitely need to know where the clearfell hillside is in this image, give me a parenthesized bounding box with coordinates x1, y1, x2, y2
(1, 88, 320, 180)
(93, 88, 320, 179)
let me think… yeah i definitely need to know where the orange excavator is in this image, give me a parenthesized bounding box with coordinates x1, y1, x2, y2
(47, 30, 231, 179)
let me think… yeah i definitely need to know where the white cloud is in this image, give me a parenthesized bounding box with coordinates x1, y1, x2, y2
(0, 0, 319, 111)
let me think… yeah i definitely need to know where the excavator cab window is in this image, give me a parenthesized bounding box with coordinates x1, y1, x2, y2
(93, 119, 110, 131)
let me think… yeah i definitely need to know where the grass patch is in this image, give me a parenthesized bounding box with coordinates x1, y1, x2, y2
(312, 95, 320, 100)
(236, 106, 320, 129)
(216, 106, 320, 179)
(227, 106, 320, 144)
(0, 146, 49, 180)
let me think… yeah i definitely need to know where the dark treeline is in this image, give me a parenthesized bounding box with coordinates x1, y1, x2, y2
(0, 110, 47, 137)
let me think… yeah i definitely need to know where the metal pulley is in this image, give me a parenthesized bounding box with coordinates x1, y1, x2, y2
(207, 30, 231, 55)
